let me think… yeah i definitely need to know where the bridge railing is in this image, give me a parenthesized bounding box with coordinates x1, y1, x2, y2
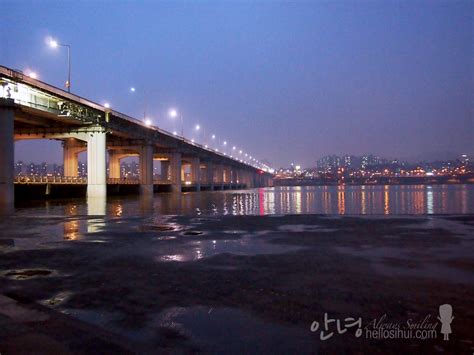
(107, 178, 140, 185)
(14, 176, 87, 184)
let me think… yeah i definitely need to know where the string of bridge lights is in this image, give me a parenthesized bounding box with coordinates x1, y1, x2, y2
(29, 35, 274, 173)
(104, 90, 273, 173)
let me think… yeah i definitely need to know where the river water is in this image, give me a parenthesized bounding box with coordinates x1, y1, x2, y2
(15, 184, 474, 217)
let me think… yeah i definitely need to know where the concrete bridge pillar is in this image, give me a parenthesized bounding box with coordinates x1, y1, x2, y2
(223, 166, 231, 184)
(161, 160, 170, 181)
(170, 152, 182, 193)
(86, 130, 107, 198)
(0, 98, 15, 214)
(190, 157, 201, 191)
(215, 165, 224, 189)
(63, 138, 84, 177)
(108, 152, 123, 179)
(139, 145, 154, 195)
(206, 162, 214, 190)
(247, 171, 255, 188)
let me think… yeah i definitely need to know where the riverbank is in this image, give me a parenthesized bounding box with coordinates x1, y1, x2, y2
(0, 214, 473, 353)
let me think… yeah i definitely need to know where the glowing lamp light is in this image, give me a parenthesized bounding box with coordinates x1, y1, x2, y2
(195, 124, 200, 130)
(169, 109, 178, 118)
(104, 103, 110, 109)
(173, 131, 177, 135)
(239, 150, 242, 154)
(233, 146, 236, 150)
(28, 72, 38, 79)
(48, 39, 58, 48)
(145, 118, 152, 126)
(211, 135, 216, 139)
(130, 87, 136, 92)
(223, 141, 227, 145)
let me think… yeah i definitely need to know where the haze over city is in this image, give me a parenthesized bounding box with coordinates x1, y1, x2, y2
(2, 0, 472, 167)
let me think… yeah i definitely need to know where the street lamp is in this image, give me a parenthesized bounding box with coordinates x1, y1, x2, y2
(48, 37, 71, 92)
(169, 108, 184, 137)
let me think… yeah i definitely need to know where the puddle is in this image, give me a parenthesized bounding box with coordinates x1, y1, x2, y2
(335, 245, 474, 284)
(224, 230, 247, 234)
(139, 224, 178, 232)
(182, 231, 204, 236)
(156, 306, 317, 353)
(61, 308, 119, 328)
(42, 291, 72, 307)
(3, 269, 54, 280)
(0, 239, 15, 247)
(157, 236, 302, 262)
(154, 236, 178, 241)
(278, 224, 338, 233)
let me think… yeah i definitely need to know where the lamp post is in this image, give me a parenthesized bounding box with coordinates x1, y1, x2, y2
(48, 38, 71, 92)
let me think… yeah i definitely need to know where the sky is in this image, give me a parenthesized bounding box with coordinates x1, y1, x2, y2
(2, 0, 472, 168)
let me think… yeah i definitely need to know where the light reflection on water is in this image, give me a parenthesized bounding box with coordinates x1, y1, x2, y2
(15, 184, 474, 218)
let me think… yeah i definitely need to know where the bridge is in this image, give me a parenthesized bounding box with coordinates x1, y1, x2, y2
(0, 65, 273, 213)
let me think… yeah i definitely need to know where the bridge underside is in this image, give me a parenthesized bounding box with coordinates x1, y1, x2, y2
(0, 92, 273, 213)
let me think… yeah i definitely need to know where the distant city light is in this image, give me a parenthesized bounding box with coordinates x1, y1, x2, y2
(239, 150, 242, 154)
(130, 87, 136, 92)
(232, 146, 236, 150)
(223, 141, 227, 145)
(195, 124, 200, 130)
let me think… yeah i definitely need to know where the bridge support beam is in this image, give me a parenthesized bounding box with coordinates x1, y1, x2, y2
(63, 138, 84, 177)
(86, 130, 107, 198)
(161, 160, 170, 181)
(139, 145, 154, 195)
(206, 162, 214, 190)
(0, 98, 15, 214)
(170, 152, 182, 193)
(190, 157, 201, 191)
(215, 165, 224, 189)
(108, 152, 123, 179)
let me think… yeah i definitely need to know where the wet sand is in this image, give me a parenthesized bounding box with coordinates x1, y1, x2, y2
(0, 214, 473, 354)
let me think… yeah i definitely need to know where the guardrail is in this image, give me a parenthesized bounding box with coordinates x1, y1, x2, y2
(107, 178, 140, 185)
(15, 176, 87, 184)
(14, 176, 175, 185)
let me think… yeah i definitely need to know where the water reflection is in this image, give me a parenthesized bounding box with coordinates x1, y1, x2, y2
(15, 185, 474, 218)
(87, 196, 106, 233)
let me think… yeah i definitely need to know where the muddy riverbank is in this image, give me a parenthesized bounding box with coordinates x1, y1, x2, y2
(1, 214, 473, 353)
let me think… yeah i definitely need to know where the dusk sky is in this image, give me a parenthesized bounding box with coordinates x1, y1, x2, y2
(2, 0, 472, 168)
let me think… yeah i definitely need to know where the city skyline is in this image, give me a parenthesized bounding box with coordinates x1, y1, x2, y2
(2, 1, 473, 167)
